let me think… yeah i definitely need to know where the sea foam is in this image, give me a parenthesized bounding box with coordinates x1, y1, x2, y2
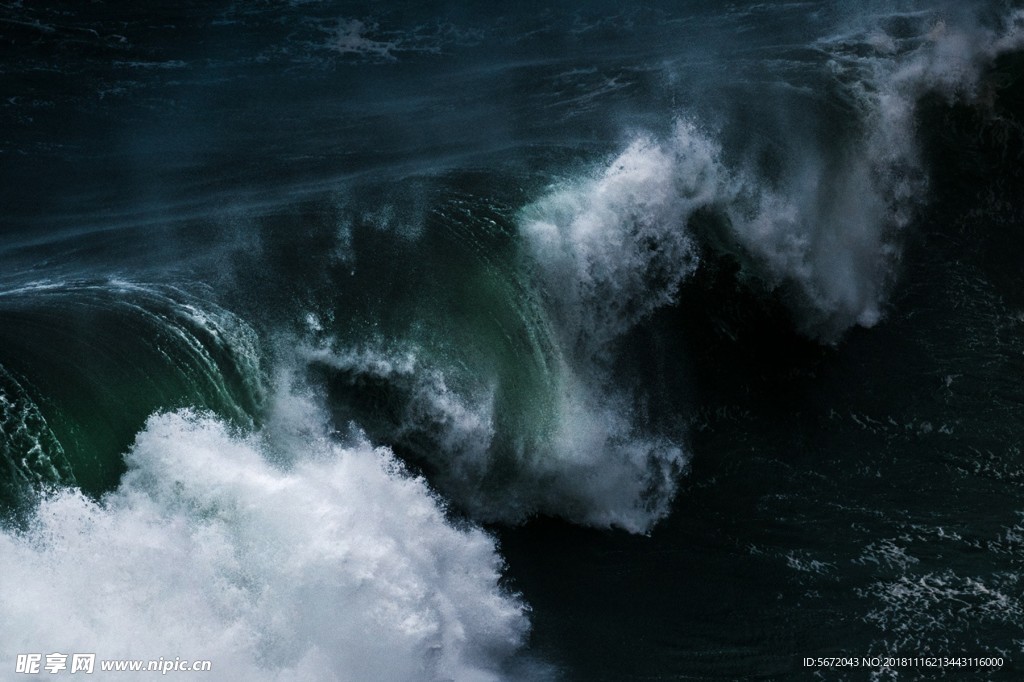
(0, 408, 529, 681)
(521, 7, 1024, 340)
(305, 343, 684, 534)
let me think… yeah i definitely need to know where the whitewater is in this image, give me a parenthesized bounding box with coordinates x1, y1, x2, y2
(3, 1, 1024, 679)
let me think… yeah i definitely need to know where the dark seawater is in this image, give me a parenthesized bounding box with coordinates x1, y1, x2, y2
(2, 1, 1024, 679)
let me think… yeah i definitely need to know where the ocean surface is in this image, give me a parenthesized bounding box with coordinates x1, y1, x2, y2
(2, 1, 1024, 679)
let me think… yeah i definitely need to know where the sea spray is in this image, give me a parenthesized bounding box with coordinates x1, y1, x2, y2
(519, 8, 1024, 340)
(305, 343, 684, 534)
(520, 120, 711, 358)
(0, 408, 529, 681)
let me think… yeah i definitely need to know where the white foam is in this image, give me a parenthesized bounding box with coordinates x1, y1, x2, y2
(522, 114, 901, 336)
(305, 344, 684, 534)
(330, 19, 400, 60)
(520, 8, 1024, 339)
(296, 7, 1024, 541)
(538, 366, 686, 533)
(0, 364, 70, 488)
(860, 569, 1022, 654)
(521, 119, 709, 357)
(780, 6, 1024, 330)
(0, 408, 529, 681)
(306, 344, 497, 486)
(502, 11, 1011, 530)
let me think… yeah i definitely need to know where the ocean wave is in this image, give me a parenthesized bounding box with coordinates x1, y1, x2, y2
(0, 279, 266, 498)
(520, 119, 709, 357)
(0, 364, 73, 501)
(519, 6, 1024, 340)
(0, 408, 530, 681)
(305, 342, 684, 534)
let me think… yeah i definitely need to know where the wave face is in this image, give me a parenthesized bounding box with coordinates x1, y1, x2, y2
(2, 0, 1024, 679)
(0, 280, 265, 504)
(0, 363, 72, 505)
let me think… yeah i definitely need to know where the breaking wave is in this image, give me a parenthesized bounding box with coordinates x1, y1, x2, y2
(522, 6, 1024, 339)
(305, 343, 684, 534)
(0, 407, 531, 681)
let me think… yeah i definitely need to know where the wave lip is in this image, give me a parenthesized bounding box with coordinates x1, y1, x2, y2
(521, 119, 710, 358)
(517, 7, 1024, 341)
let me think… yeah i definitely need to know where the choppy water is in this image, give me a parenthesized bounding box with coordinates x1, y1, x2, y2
(2, 1, 1024, 679)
